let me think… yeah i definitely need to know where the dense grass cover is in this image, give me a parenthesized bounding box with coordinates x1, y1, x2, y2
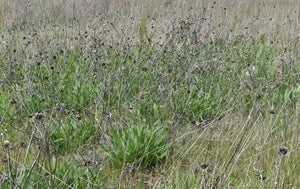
(0, 0, 300, 188)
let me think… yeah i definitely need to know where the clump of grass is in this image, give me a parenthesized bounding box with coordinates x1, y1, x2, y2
(50, 120, 96, 155)
(101, 122, 171, 169)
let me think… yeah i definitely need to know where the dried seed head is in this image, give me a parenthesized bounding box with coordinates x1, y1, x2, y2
(200, 164, 208, 169)
(84, 160, 92, 166)
(55, 103, 64, 111)
(34, 113, 44, 120)
(44, 172, 50, 179)
(2, 156, 8, 163)
(278, 147, 288, 155)
(10, 98, 17, 104)
(76, 115, 81, 121)
(4, 140, 9, 149)
(20, 142, 26, 148)
(27, 115, 34, 122)
(258, 175, 266, 180)
(1, 173, 8, 182)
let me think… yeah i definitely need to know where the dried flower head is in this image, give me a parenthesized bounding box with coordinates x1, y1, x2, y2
(20, 142, 26, 148)
(55, 103, 64, 112)
(10, 98, 17, 104)
(76, 115, 82, 121)
(1, 173, 8, 182)
(258, 175, 266, 180)
(44, 172, 50, 179)
(34, 113, 44, 120)
(270, 109, 275, 114)
(3, 140, 9, 149)
(278, 147, 288, 155)
(2, 156, 8, 163)
(201, 164, 208, 169)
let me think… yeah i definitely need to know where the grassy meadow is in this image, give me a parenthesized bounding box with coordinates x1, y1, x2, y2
(0, 0, 300, 188)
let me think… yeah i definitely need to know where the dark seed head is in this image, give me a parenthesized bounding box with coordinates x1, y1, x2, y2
(76, 115, 81, 121)
(20, 142, 26, 148)
(10, 98, 17, 104)
(258, 175, 266, 180)
(44, 173, 50, 178)
(278, 147, 288, 155)
(200, 164, 208, 169)
(34, 113, 44, 120)
(2, 156, 8, 163)
(84, 160, 92, 166)
(270, 109, 275, 114)
(141, 67, 148, 72)
(4, 140, 10, 149)
(55, 103, 64, 111)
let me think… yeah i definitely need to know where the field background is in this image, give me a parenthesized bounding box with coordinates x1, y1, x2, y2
(1, 0, 299, 45)
(0, 0, 300, 188)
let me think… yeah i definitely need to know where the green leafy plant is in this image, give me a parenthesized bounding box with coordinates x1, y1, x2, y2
(50, 120, 96, 154)
(101, 122, 171, 169)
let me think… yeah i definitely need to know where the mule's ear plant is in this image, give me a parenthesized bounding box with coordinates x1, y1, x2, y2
(101, 122, 171, 169)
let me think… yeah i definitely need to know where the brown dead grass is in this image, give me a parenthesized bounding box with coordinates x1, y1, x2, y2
(1, 0, 299, 46)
